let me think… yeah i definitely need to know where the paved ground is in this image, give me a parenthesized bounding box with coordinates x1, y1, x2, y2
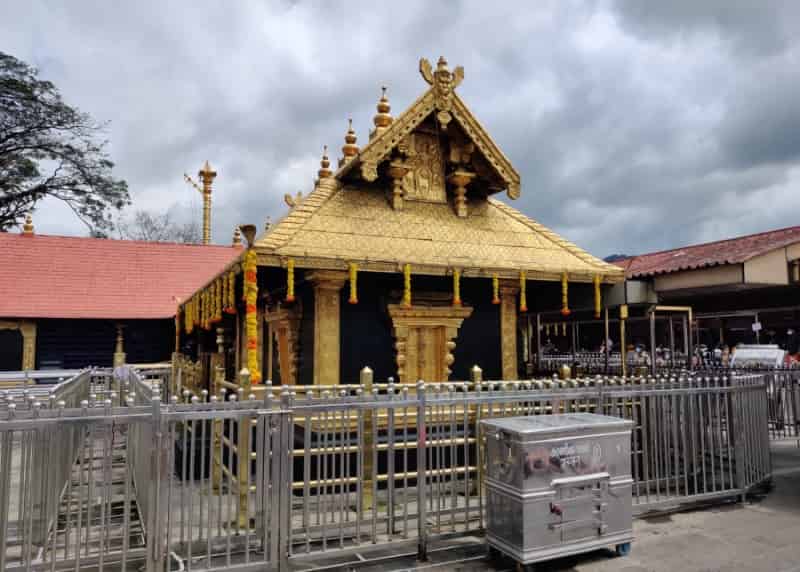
(338, 442, 800, 572)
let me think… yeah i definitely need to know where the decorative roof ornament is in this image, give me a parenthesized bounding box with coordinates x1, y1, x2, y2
(232, 226, 242, 246)
(340, 118, 359, 166)
(419, 56, 464, 129)
(284, 191, 304, 209)
(318, 145, 332, 179)
(22, 213, 34, 236)
(372, 86, 393, 138)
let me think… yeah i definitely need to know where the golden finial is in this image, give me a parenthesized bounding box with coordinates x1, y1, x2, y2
(372, 86, 393, 137)
(265, 216, 272, 231)
(232, 226, 242, 246)
(22, 213, 34, 236)
(341, 118, 359, 165)
(318, 145, 332, 179)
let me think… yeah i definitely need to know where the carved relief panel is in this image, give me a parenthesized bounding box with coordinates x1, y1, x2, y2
(399, 132, 446, 203)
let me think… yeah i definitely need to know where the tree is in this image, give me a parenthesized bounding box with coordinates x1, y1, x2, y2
(118, 209, 201, 243)
(0, 51, 130, 234)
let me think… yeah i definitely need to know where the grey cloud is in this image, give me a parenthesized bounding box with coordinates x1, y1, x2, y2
(3, 0, 800, 259)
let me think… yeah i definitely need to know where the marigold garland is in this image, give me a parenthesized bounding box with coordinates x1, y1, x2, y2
(215, 278, 222, 322)
(348, 262, 358, 304)
(402, 263, 412, 308)
(492, 273, 500, 305)
(286, 258, 296, 302)
(593, 274, 602, 319)
(452, 268, 462, 307)
(225, 270, 236, 314)
(175, 308, 181, 352)
(519, 270, 527, 313)
(561, 272, 571, 317)
(244, 249, 261, 383)
(561, 322, 566, 336)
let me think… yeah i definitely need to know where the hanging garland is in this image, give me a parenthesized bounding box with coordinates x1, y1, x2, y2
(214, 277, 222, 323)
(402, 263, 412, 308)
(593, 274, 602, 319)
(452, 269, 461, 307)
(561, 322, 567, 336)
(225, 270, 237, 314)
(286, 258, 296, 303)
(175, 308, 181, 352)
(194, 293, 200, 326)
(221, 274, 228, 316)
(492, 273, 500, 305)
(545, 323, 550, 337)
(349, 262, 358, 304)
(244, 249, 261, 383)
(561, 272, 571, 317)
(519, 270, 527, 313)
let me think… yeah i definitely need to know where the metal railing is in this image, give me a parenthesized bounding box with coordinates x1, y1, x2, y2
(0, 368, 773, 571)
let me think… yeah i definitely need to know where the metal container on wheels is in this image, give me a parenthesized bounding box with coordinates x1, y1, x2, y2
(482, 413, 634, 570)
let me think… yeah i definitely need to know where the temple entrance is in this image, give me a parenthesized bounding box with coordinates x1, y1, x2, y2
(388, 303, 473, 383)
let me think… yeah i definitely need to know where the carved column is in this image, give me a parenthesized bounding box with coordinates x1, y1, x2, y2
(309, 270, 347, 385)
(499, 281, 519, 380)
(264, 305, 302, 385)
(447, 169, 475, 218)
(19, 321, 36, 371)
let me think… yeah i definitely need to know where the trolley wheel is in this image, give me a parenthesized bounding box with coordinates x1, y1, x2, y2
(615, 542, 632, 557)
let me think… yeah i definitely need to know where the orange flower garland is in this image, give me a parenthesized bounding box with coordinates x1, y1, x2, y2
(286, 258, 295, 303)
(561, 272, 571, 317)
(593, 274, 601, 319)
(348, 262, 358, 304)
(452, 268, 462, 307)
(519, 270, 527, 313)
(492, 273, 500, 305)
(244, 249, 261, 383)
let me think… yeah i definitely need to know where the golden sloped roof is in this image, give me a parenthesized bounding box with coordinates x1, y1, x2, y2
(254, 183, 622, 282)
(252, 57, 622, 283)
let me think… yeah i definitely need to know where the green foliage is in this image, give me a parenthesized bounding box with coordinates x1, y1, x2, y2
(0, 51, 130, 234)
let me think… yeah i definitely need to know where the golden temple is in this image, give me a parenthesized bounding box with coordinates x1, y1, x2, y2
(176, 56, 624, 391)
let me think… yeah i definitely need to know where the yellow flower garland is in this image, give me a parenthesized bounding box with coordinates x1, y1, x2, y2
(593, 274, 601, 319)
(519, 270, 527, 312)
(452, 269, 461, 307)
(244, 249, 261, 383)
(561, 272, 571, 317)
(402, 263, 412, 308)
(348, 262, 358, 304)
(286, 258, 295, 302)
(225, 270, 236, 314)
(492, 273, 500, 305)
(561, 322, 566, 336)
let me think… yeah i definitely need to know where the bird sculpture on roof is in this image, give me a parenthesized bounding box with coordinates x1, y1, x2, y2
(419, 56, 464, 128)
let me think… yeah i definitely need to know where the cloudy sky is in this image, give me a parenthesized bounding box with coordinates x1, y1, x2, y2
(3, 1, 800, 257)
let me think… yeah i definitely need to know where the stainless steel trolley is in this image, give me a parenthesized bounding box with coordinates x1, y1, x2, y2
(482, 413, 634, 570)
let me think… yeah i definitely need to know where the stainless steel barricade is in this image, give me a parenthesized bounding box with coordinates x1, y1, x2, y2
(0, 368, 774, 571)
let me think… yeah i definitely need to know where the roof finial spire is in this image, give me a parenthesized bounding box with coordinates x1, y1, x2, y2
(318, 145, 332, 179)
(372, 86, 393, 139)
(22, 213, 34, 236)
(232, 226, 242, 246)
(340, 118, 359, 166)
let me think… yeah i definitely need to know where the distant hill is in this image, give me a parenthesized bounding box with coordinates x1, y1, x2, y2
(603, 254, 630, 262)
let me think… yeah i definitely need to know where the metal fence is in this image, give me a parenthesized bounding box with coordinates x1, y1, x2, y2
(0, 368, 772, 571)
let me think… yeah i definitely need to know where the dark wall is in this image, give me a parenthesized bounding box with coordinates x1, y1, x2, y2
(0, 329, 23, 371)
(36, 318, 174, 369)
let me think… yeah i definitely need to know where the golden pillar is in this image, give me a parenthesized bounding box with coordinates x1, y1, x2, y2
(198, 161, 217, 245)
(308, 270, 347, 385)
(499, 280, 520, 380)
(113, 324, 126, 368)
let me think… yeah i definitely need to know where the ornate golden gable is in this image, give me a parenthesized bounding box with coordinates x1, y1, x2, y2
(336, 57, 521, 202)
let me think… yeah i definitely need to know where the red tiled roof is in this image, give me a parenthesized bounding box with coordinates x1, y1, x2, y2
(616, 225, 800, 279)
(0, 233, 242, 319)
